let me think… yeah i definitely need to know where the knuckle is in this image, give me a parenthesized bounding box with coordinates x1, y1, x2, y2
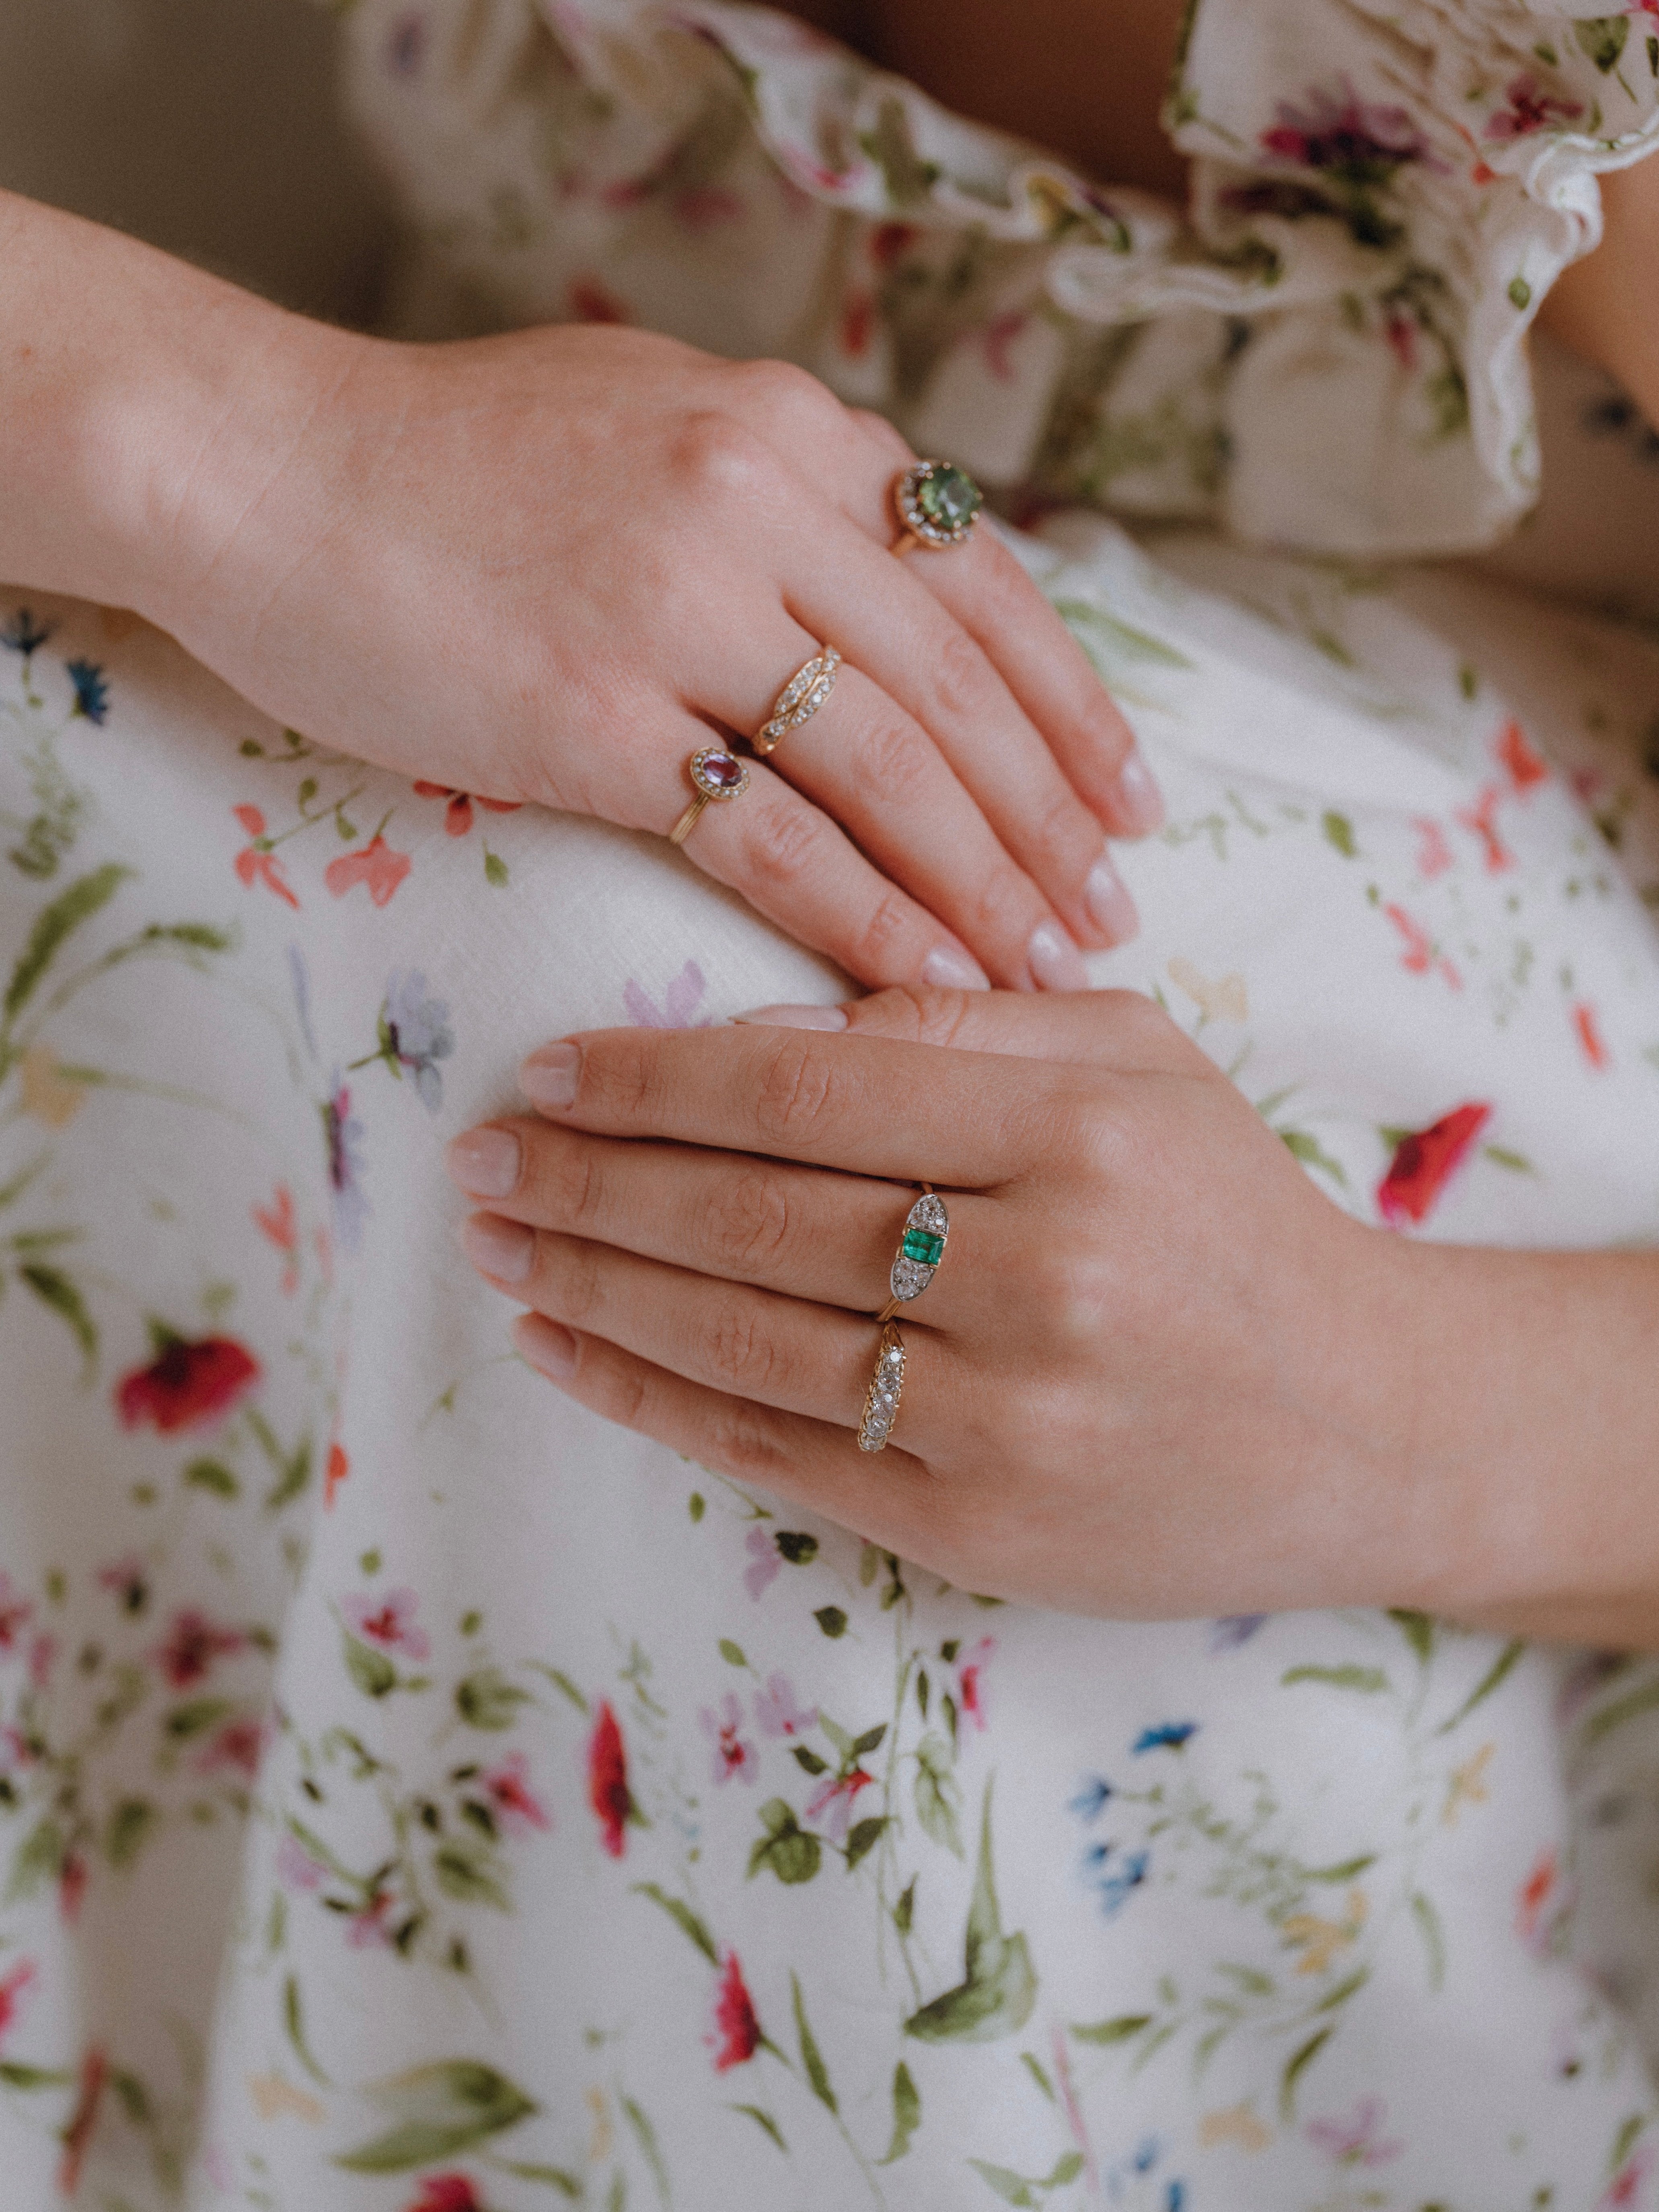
(543, 1236, 606, 1327)
(672, 409, 777, 504)
(856, 984, 977, 1047)
(847, 886, 914, 976)
(1032, 790, 1097, 874)
(932, 627, 995, 722)
(742, 796, 830, 892)
(1077, 689, 1132, 767)
(583, 1037, 664, 1127)
(699, 1297, 778, 1394)
(537, 1138, 601, 1231)
(852, 407, 913, 462)
(754, 1032, 839, 1146)
(706, 1394, 792, 1483)
(964, 858, 1037, 943)
(706, 1169, 793, 1276)
(726, 356, 835, 427)
(851, 713, 930, 807)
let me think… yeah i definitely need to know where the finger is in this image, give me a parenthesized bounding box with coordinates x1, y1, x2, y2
(701, 646, 1094, 989)
(516, 1021, 1064, 1184)
(732, 983, 1209, 1075)
(672, 747, 990, 994)
(781, 530, 1141, 955)
(446, 1115, 989, 1322)
(512, 1315, 937, 1561)
(465, 1221, 962, 1441)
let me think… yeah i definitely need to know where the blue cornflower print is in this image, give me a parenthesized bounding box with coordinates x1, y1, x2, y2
(379, 969, 455, 1112)
(1133, 1722, 1197, 1754)
(1, 607, 52, 656)
(1082, 1840, 1113, 1869)
(66, 659, 109, 724)
(1068, 1775, 1114, 1820)
(1096, 1848, 1148, 1917)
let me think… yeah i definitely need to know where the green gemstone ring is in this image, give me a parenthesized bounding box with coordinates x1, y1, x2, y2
(893, 460, 984, 551)
(876, 1189, 949, 1324)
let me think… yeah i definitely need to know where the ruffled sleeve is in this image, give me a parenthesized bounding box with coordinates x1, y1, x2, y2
(1166, 0, 1659, 551)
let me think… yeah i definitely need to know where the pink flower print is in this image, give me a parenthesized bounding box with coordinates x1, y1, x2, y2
(674, 185, 743, 232)
(232, 805, 300, 909)
(408, 2179, 487, 2212)
(1260, 81, 1433, 176)
(1412, 817, 1453, 880)
(0, 1572, 34, 1655)
(345, 1888, 398, 1949)
(701, 1693, 758, 1786)
(956, 1637, 996, 1731)
(1382, 902, 1462, 990)
(481, 1751, 552, 1837)
(754, 1673, 817, 1741)
(58, 1852, 87, 1923)
(1516, 1845, 1570, 1956)
(707, 1949, 762, 2072)
(1383, 308, 1416, 373)
(96, 1556, 148, 1615)
(413, 782, 521, 837)
(27, 1634, 56, 1691)
(1601, 2143, 1658, 2210)
(743, 1527, 781, 1599)
(1497, 718, 1548, 792)
(806, 1767, 875, 1843)
(0, 1724, 35, 1776)
(569, 276, 630, 325)
(624, 959, 710, 1029)
(196, 1716, 265, 1778)
(1573, 1001, 1611, 1071)
(983, 311, 1028, 384)
(1305, 2095, 1403, 2167)
(341, 1587, 431, 1661)
(1484, 74, 1583, 143)
(153, 1609, 245, 1689)
(276, 1831, 327, 1892)
(588, 1700, 634, 1858)
(1377, 1103, 1491, 1229)
(1455, 783, 1514, 873)
(252, 1182, 300, 1295)
(0, 1959, 36, 2050)
(58, 2045, 107, 2199)
(871, 222, 918, 268)
(841, 289, 875, 359)
(326, 834, 412, 908)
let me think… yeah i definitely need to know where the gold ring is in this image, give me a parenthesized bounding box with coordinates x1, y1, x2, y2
(892, 460, 984, 555)
(669, 746, 751, 848)
(754, 646, 840, 756)
(859, 1321, 905, 1453)
(875, 1187, 948, 1327)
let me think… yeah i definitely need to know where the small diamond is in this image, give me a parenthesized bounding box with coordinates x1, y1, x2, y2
(890, 1256, 932, 1301)
(911, 1194, 948, 1233)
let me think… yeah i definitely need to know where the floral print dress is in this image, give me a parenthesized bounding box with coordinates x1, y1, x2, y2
(6, 3, 1659, 2208)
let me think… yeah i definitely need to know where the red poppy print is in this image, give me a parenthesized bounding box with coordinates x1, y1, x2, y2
(587, 1700, 633, 1858)
(324, 1441, 350, 1508)
(707, 1949, 762, 2072)
(0, 1959, 36, 2050)
(1573, 1002, 1610, 1071)
(1496, 718, 1548, 792)
(0, 1572, 34, 1655)
(326, 834, 412, 908)
(231, 805, 299, 909)
(153, 1608, 247, 1688)
(252, 1182, 299, 1294)
(1601, 2143, 1657, 2210)
(956, 1636, 996, 1731)
(1382, 902, 1461, 990)
(1515, 1844, 1569, 1956)
(407, 2178, 486, 2212)
(1454, 783, 1514, 874)
(115, 1332, 260, 1435)
(1412, 817, 1453, 880)
(413, 783, 522, 837)
(870, 222, 917, 268)
(1376, 1103, 1491, 1228)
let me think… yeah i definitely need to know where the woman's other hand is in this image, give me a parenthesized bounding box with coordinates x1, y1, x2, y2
(134, 300, 1157, 990)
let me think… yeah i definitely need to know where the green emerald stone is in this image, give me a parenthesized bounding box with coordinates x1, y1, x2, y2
(902, 1228, 945, 1266)
(917, 465, 982, 532)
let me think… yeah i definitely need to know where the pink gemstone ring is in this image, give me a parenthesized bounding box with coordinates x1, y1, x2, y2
(669, 746, 752, 848)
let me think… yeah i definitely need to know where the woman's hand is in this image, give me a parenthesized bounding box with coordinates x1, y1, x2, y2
(108, 249, 1155, 989)
(445, 986, 1659, 1641)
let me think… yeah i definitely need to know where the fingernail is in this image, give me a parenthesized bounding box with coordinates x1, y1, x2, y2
(520, 1041, 580, 1113)
(515, 1312, 579, 1380)
(732, 1003, 849, 1031)
(921, 945, 991, 991)
(1084, 855, 1140, 945)
(460, 1212, 535, 1285)
(445, 1126, 522, 1200)
(1110, 751, 1164, 835)
(1027, 919, 1089, 991)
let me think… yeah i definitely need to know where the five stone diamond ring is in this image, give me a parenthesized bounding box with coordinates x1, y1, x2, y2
(877, 1188, 949, 1326)
(754, 646, 841, 756)
(892, 460, 984, 553)
(859, 1322, 906, 1454)
(668, 744, 751, 847)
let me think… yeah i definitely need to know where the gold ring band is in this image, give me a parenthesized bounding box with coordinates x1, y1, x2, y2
(874, 1186, 948, 1326)
(755, 646, 840, 756)
(669, 746, 751, 847)
(859, 1321, 905, 1453)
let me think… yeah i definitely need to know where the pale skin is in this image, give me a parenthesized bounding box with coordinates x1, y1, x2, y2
(7, 0, 1659, 1640)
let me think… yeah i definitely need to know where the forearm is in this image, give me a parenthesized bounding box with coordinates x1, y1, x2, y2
(1375, 1238, 1659, 1646)
(0, 188, 345, 624)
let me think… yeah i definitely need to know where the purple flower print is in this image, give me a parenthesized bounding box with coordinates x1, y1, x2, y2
(754, 1672, 817, 1741)
(341, 1587, 431, 1662)
(322, 1075, 370, 1252)
(1260, 81, 1434, 180)
(1305, 2095, 1404, 2167)
(481, 1751, 553, 1836)
(1, 608, 52, 657)
(276, 1832, 327, 1892)
(1483, 74, 1583, 144)
(376, 970, 455, 1112)
(1209, 1614, 1269, 1652)
(624, 959, 711, 1029)
(743, 1527, 781, 1599)
(700, 1693, 758, 1786)
(806, 1768, 875, 1843)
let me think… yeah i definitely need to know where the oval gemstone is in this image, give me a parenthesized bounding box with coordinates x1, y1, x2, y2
(700, 751, 744, 790)
(917, 464, 982, 532)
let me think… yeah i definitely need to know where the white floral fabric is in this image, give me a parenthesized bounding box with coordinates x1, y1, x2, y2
(341, 0, 1659, 554)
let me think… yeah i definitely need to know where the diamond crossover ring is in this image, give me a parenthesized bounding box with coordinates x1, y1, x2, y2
(754, 646, 840, 756)
(859, 1322, 906, 1453)
(892, 460, 984, 553)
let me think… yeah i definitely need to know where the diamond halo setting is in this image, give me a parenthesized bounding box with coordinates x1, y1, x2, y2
(894, 460, 984, 550)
